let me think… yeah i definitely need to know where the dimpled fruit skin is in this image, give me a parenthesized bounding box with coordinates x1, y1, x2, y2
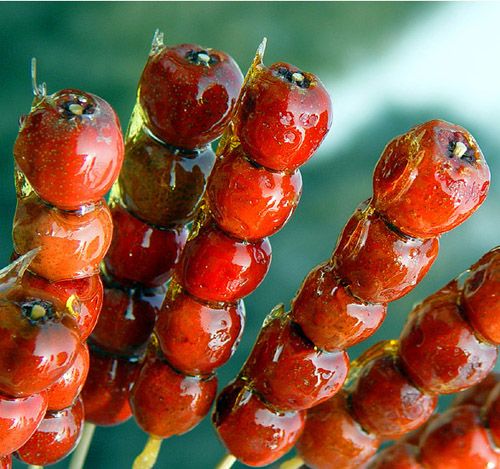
(138, 43, 243, 148)
(178, 222, 272, 303)
(291, 262, 387, 350)
(0, 391, 48, 457)
(15, 397, 84, 466)
(155, 288, 244, 376)
(242, 313, 349, 411)
(333, 200, 439, 303)
(399, 286, 497, 394)
(14, 90, 124, 211)
(373, 119, 490, 239)
(351, 353, 437, 439)
(207, 144, 302, 240)
(118, 127, 215, 227)
(419, 405, 498, 469)
(296, 391, 380, 469)
(237, 62, 332, 171)
(213, 380, 305, 467)
(13, 194, 113, 281)
(130, 350, 217, 438)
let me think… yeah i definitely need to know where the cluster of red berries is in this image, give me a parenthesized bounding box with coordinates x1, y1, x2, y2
(212, 119, 492, 467)
(80, 33, 332, 467)
(0, 32, 497, 469)
(369, 372, 500, 469)
(0, 67, 124, 467)
(296, 247, 499, 469)
(80, 33, 243, 432)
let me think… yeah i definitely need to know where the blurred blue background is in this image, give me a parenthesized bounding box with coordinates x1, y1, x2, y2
(0, 2, 498, 468)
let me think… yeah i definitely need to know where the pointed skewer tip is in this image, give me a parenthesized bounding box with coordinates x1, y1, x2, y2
(30, 58, 47, 98)
(150, 29, 165, 56)
(256, 37, 267, 62)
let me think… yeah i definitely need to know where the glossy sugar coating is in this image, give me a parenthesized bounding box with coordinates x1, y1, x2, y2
(332, 201, 439, 303)
(14, 89, 124, 211)
(350, 352, 437, 439)
(104, 203, 188, 288)
(15, 397, 84, 466)
(373, 119, 490, 239)
(236, 62, 332, 171)
(81, 350, 139, 427)
(486, 382, 500, 447)
(291, 262, 387, 350)
(178, 221, 272, 302)
(13, 193, 113, 281)
(212, 380, 305, 467)
(0, 391, 47, 457)
(155, 285, 244, 376)
(138, 43, 243, 148)
(333, 200, 439, 303)
(130, 349, 217, 438)
(399, 286, 497, 394)
(20, 270, 103, 341)
(118, 124, 215, 227)
(367, 443, 423, 469)
(296, 390, 380, 469)
(90, 283, 160, 356)
(462, 247, 500, 344)
(0, 296, 81, 397)
(45, 342, 89, 411)
(452, 371, 500, 408)
(399, 414, 440, 447)
(207, 144, 302, 240)
(242, 306, 348, 411)
(419, 405, 498, 469)
(0, 455, 11, 469)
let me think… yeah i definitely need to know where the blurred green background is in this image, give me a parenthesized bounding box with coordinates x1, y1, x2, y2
(0, 2, 498, 468)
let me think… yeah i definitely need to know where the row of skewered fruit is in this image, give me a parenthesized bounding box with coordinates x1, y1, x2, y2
(0, 32, 496, 469)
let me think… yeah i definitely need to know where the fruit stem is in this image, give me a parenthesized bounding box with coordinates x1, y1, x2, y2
(30, 303, 47, 320)
(215, 454, 236, 469)
(291, 72, 305, 84)
(453, 141, 467, 158)
(280, 456, 304, 469)
(132, 435, 163, 469)
(68, 422, 96, 469)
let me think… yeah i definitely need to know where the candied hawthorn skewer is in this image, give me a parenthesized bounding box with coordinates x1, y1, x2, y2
(75, 31, 243, 468)
(0, 61, 123, 464)
(130, 37, 332, 469)
(82, 30, 242, 427)
(15, 397, 85, 466)
(293, 248, 499, 469)
(0, 256, 84, 460)
(88, 27, 244, 373)
(213, 119, 490, 467)
(367, 373, 500, 469)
